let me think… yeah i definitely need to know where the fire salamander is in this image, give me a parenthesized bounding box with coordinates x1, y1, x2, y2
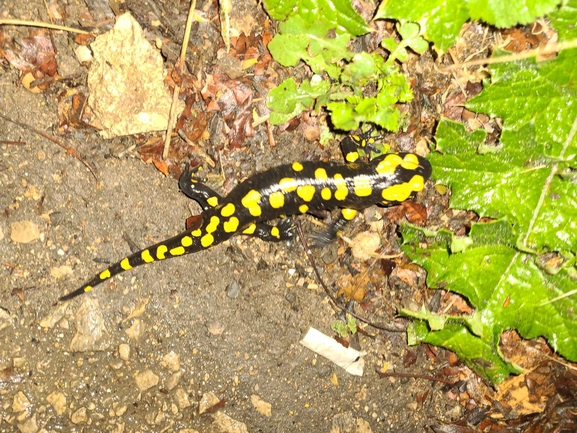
(59, 131, 431, 301)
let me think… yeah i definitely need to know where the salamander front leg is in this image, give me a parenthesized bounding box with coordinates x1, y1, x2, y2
(308, 208, 358, 246)
(340, 126, 382, 163)
(179, 164, 223, 210)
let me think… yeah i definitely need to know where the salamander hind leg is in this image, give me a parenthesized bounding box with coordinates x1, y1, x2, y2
(308, 209, 358, 247)
(241, 218, 296, 242)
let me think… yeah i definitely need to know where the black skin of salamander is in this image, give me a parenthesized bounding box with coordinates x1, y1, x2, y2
(59, 133, 431, 301)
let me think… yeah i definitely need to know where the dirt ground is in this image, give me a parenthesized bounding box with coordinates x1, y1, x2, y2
(0, 1, 468, 432)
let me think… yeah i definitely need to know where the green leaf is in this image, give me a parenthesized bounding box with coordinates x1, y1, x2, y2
(263, 0, 371, 36)
(402, 7, 577, 382)
(406, 320, 522, 383)
(263, 0, 297, 21)
(375, 0, 563, 52)
(268, 15, 354, 78)
(267, 76, 331, 124)
(461, 52, 577, 253)
(468, 0, 562, 28)
(397, 22, 429, 54)
(401, 222, 577, 384)
(265, 0, 415, 130)
(375, 0, 470, 52)
(549, 0, 577, 41)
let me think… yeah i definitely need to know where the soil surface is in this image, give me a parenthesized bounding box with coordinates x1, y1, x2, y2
(0, 1, 467, 432)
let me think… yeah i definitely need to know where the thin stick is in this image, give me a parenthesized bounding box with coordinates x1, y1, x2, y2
(163, 0, 198, 159)
(0, 113, 98, 180)
(0, 19, 91, 35)
(440, 38, 577, 71)
(295, 222, 406, 333)
(376, 370, 453, 384)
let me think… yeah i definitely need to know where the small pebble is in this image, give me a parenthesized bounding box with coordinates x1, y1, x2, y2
(118, 343, 131, 360)
(226, 280, 240, 299)
(135, 370, 159, 391)
(70, 407, 88, 424)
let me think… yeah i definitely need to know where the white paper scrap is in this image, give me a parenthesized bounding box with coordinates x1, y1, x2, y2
(300, 327, 365, 376)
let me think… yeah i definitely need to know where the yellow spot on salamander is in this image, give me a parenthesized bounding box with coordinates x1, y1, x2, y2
(299, 204, 309, 214)
(181, 236, 193, 247)
(120, 258, 132, 270)
(409, 174, 425, 192)
(170, 246, 185, 256)
(297, 185, 315, 202)
(205, 215, 220, 233)
(242, 223, 256, 235)
(279, 177, 297, 192)
(375, 154, 403, 175)
(402, 153, 420, 170)
(346, 151, 359, 163)
(221, 203, 235, 217)
(314, 167, 328, 181)
(192, 229, 202, 237)
(224, 217, 240, 233)
(241, 189, 262, 217)
(201, 233, 214, 248)
(207, 196, 219, 207)
(321, 187, 331, 200)
(269, 191, 285, 209)
(292, 161, 304, 172)
(141, 249, 154, 263)
(341, 208, 357, 220)
(382, 183, 412, 202)
(271, 226, 280, 238)
(353, 175, 372, 197)
(84, 286, 93, 293)
(333, 173, 348, 201)
(99, 269, 111, 280)
(156, 245, 168, 260)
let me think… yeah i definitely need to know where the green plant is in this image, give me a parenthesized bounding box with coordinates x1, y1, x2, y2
(264, 0, 577, 384)
(376, 0, 563, 52)
(264, 0, 426, 131)
(331, 314, 358, 338)
(399, 4, 577, 383)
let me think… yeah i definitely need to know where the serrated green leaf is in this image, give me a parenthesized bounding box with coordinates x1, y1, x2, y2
(409, 36, 430, 54)
(399, 4, 577, 383)
(406, 320, 522, 383)
(375, 0, 563, 52)
(401, 222, 577, 383)
(265, 0, 414, 130)
(431, 119, 577, 253)
(398, 22, 420, 39)
(375, 0, 470, 52)
(549, 0, 577, 41)
(460, 50, 577, 253)
(267, 76, 330, 124)
(264, 0, 371, 35)
(268, 15, 354, 77)
(468, 0, 561, 28)
(341, 52, 377, 85)
(263, 0, 298, 20)
(381, 38, 399, 54)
